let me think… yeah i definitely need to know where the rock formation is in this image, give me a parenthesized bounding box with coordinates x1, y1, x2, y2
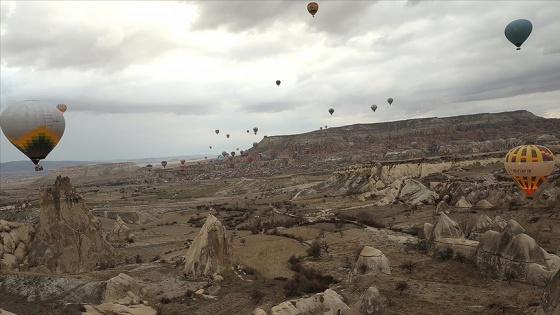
(252, 308, 268, 315)
(428, 213, 463, 241)
(104, 273, 147, 305)
(270, 289, 349, 315)
(422, 214, 478, 260)
(184, 214, 235, 278)
(27, 176, 119, 274)
(535, 269, 560, 315)
(475, 219, 558, 285)
(349, 286, 386, 315)
(107, 216, 135, 243)
(354, 246, 391, 275)
(0, 220, 34, 271)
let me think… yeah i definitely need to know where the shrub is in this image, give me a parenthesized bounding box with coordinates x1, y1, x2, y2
(250, 289, 264, 304)
(134, 254, 143, 264)
(400, 260, 416, 273)
(435, 246, 453, 260)
(307, 240, 322, 259)
(504, 269, 517, 284)
(395, 281, 409, 296)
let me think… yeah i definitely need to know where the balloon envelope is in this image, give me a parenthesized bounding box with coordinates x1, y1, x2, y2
(161, 161, 167, 168)
(387, 98, 393, 105)
(328, 108, 334, 115)
(307, 2, 318, 16)
(371, 104, 377, 112)
(253, 127, 258, 135)
(56, 103, 67, 114)
(0, 100, 66, 165)
(253, 142, 258, 148)
(226, 134, 230, 138)
(504, 145, 555, 197)
(276, 80, 281, 86)
(180, 159, 186, 164)
(505, 19, 532, 50)
(215, 129, 219, 134)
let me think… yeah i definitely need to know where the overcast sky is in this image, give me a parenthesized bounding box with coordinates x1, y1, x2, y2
(1, 1, 559, 163)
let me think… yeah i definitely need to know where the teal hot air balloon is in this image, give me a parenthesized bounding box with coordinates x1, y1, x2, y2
(505, 19, 532, 50)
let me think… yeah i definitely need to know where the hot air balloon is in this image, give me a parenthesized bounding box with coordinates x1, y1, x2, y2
(253, 142, 258, 148)
(307, 2, 318, 17)
(226, 134, 230, 138)
(371, 104, 377, 112)
(320, 127, 323, 130)
(328, 108, 334, 115)
(215, 129, 220, 135)
(146, 164, 153, 171)
(56, 103, 67, 114)
(236, 147, 239, 151)
(0, 100, 66, 169)
(253, 127, 258, 135)
(505, 19, 533, 50)
(324, 125, 328, 129)
(180, 159, 186, 164)
(231, 151, 236, 157)
(209, 145, 212, 149)
(276, 80, 281, 86)
(387, 98, 393, 105)
(222, 151, 228, 157)
(247, 130, 250, 133)
(161, 161, 167, 168)
(504, 145, 555, 197)
(240, 150, 244, 155)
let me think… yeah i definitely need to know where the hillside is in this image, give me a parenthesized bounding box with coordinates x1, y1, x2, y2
(251, 110, 560, 161)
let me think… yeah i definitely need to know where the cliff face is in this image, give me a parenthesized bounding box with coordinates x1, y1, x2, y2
(247, 110, 560, 160)
(27, 176, 119, 274)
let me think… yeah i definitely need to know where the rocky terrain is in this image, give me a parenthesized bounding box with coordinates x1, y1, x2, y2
(1, 110, 559, 315)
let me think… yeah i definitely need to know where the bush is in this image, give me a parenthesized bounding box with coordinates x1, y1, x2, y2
(307, 240, 322, 259)
(250, 289, 264, 304)
(400, 260, 416, 273)
(435, 246, 453, 260)
(504, 269, 517, 284)
(135, 254, 143, 264)
(395, 281, 409, 296)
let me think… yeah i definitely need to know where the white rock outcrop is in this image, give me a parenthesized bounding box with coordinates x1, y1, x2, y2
(184, 214, 235, 278)
(349, 286, 386, 315)
(354, 246, 391, 275)
(107, 216, 135, 243)
(271, 289, 349, 315)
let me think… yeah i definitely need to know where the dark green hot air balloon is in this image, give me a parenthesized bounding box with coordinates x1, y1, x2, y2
(505, 19, 532, 50)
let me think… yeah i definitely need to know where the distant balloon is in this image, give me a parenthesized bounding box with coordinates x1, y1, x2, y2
(161, 161, 167, 168)
(180, 159, 186, 164)
(371, 104, 377, 112)
(146, 164, 153, 171)
(215, 129, 219, 135)
(387, 98, 393, 105)
(253, 142, 258, 148)
(504, 145, 555, 197)
(328, 108, 334, 115)
(226, 134, 230, 139)
(307, 2, 318, 17)
(324, 125, 328, 129)
(253, 127, 258, 135)
(247, 130, 250, 133)
(236, 147, 239, 151)
(231, 151, 236, 157)
(56, 103, 68, 114)
(276, 80, 281, 86)
(320, 127, 323, 130)
(204, 156, 207, 159)
(240, 150, 244, 155)
(505, 19, 533, 50)
(209, 145, 212, 149)
(0, 100, 66, 167)
(222, 151, 228, 157)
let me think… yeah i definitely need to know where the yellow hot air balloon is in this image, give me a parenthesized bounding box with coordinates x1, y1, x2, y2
(56, 103, 68, 114)
(0, 100, 66, 167)
(504, 145, 556, 197)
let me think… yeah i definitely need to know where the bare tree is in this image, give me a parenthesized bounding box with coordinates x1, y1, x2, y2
(396, 281, 409, 296)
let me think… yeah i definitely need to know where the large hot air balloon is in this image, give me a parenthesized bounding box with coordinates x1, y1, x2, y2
(56, 103, 68, 114)
(504, 145, 555, 197)
(276, 80, 281, 86)
(215, 129, 220, 135)
(328, 108, 334, 115)
(0, 100, 66, 169)
(371, 104, 377, 112)
(180, 159, 186, 164)
(387, 98, 393, 105)
(505, 19, 532, 50)
(161, 161, 167, 168)
(253, 127, 258, 135)
(226, 134, 230, 139)
(307, 2, 318, 17)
